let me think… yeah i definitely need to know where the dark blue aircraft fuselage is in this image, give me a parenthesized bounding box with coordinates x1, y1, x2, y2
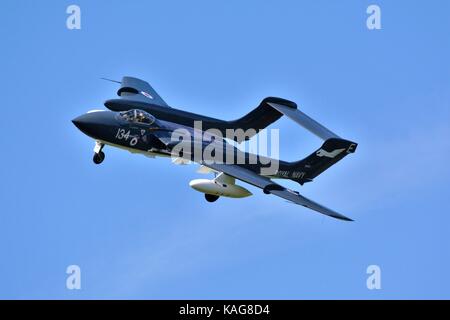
(72, 110, 169, 155)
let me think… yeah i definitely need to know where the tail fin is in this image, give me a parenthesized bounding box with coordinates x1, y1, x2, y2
(288, 138, 357, 184)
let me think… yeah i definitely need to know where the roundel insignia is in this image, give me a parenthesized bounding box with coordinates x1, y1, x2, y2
(140, 91, 154, 99)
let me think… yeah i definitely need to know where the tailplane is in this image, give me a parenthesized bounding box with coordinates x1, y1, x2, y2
(267, 100, 357, 184)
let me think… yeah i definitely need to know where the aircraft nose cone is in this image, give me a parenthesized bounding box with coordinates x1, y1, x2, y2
(72, 110, 119, 140)
(72, 113, 94, 133)
(71, 117, 83, 130)
(72, 111, 114, 139)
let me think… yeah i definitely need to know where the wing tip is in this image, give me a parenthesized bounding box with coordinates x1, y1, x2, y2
(335, 215, 354, 222)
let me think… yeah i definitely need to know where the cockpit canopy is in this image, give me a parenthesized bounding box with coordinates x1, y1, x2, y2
(119, 109, 156, 125)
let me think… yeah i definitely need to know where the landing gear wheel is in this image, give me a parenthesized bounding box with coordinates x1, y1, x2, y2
(93, 151, 105, 164)
(205, 194, 220, 203)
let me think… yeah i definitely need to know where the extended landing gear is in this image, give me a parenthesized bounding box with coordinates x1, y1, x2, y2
(205, 194, 220, 203)
(93, 151, 105, 164)
(93, 141, 105, 164)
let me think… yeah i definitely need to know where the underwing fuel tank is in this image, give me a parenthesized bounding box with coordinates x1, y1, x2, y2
(189, 173, 252, 198)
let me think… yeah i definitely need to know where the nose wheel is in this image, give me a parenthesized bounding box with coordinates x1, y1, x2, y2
(93, 151, 105, 164)
(93, 141, 105, 164)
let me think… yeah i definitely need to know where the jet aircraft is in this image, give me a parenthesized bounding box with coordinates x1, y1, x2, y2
(72, 76, 357, 221)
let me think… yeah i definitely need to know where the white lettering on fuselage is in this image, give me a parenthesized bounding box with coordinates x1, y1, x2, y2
(115, 128, 139, 147)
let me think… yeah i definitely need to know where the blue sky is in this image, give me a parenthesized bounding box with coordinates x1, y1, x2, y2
(1, 0, 449, 299)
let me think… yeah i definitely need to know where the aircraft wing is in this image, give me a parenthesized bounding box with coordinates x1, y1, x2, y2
(203, 163, 353, 221)
(115, 76, 169, 107)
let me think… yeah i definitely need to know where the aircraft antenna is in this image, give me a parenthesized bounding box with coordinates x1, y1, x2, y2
(100, 77, 121, 84)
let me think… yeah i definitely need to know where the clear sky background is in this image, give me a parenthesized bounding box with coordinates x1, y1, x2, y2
(1, 0, 449, 299)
